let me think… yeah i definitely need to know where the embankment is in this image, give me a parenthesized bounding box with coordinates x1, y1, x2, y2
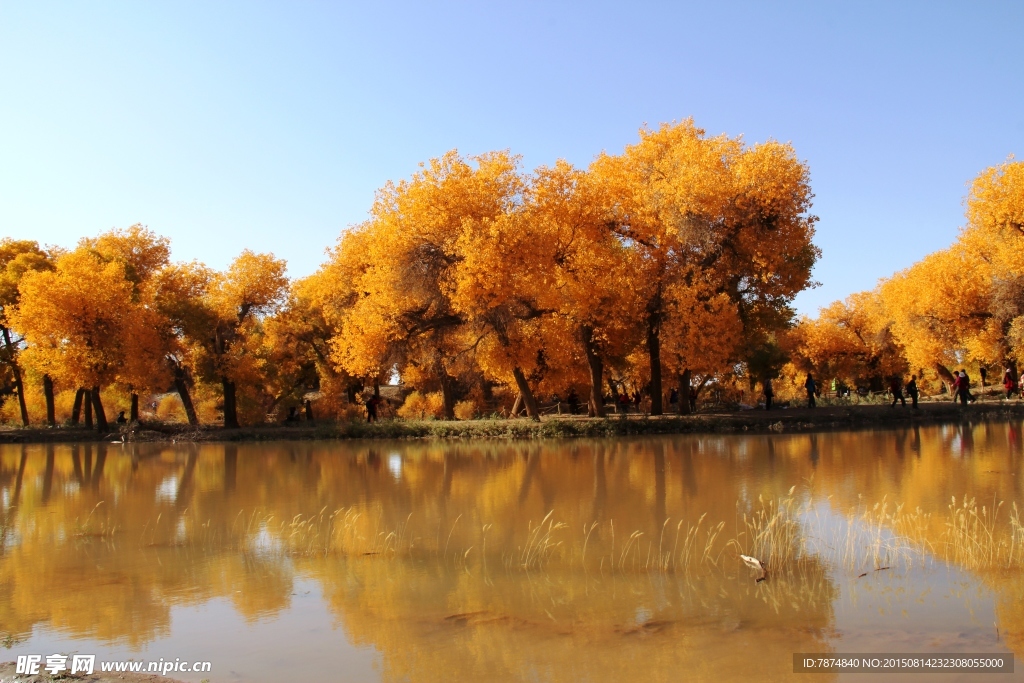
(2, 401, 1023, 444)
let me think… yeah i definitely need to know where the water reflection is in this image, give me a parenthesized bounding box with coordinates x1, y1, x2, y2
(0, 422, 1022, 682)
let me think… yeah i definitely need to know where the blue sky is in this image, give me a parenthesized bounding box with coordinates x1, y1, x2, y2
(1, 1, 1021, 315)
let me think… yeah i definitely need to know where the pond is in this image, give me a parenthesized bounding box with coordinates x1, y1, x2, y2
(1, 423, 1023, 682)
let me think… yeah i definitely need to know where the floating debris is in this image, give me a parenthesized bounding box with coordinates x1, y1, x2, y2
(740, 554, 768, 581)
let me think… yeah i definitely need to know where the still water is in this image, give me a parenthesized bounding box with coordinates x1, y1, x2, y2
(1, 423, 1023, 682)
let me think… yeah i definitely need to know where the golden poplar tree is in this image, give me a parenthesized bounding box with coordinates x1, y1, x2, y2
(12, 248, 163, 431)
(330, 151, 522, 419)
(191, 251, 289, 428)
(518, 161, 640, 417)
(591, 121, 818, 414)
(80, 225, 173, 420)
(0, 239, 55, 425)
(792, 290, 907, 390)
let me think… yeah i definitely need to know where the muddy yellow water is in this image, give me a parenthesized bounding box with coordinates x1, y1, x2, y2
(2, 423, 1023, 682)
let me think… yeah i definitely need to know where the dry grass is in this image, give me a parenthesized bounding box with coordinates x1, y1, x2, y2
(945, 496, 1024, 570)
(73, 501, 119, 538)
(122, 488, 1023, 581)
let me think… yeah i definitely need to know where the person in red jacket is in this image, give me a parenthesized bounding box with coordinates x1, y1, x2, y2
(1004, 368, 1018, 400)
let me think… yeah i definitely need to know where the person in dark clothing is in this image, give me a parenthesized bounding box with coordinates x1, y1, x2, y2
(763, 378, 774, 411)
(890, 376, 906, 407)
(366, 395, 379, 423)
(567, 388, 580, 415)
(804, 374, 816, 408)
(1004, 368, 1017, 400)
(116, 410, 128, 424)
(669, 388, 679, 406)
(905, 375, 919, 408)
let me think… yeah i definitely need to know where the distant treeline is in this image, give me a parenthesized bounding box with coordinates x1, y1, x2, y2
(1, 121, 1019, 429)
(785, 160, 1024, 397)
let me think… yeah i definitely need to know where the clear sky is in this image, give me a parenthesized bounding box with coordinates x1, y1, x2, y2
(1, 1, 1021, 315)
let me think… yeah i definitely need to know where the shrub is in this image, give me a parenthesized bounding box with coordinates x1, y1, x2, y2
(397, 391, 446, 419)
(454, 400, 477, 420)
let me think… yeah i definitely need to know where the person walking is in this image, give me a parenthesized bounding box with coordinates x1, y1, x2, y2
(763, 377, 774, 411)
(962, 370, 978, 403)
(890, 376, 906, 407)
(906, 374, 919, 409)
(1004, 368, 1017, 400)
(960, 370, 975, 403)
(804, 373, 816, 408)
(956, 370, 970, 405)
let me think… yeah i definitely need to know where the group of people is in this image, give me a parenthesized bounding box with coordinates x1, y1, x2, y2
(949, 369, 976, 405)
(888, 375, 920, 408)
(778, 367, 1022, 411)
(668, 387, 698, 412)
(797, 373, 914, 409)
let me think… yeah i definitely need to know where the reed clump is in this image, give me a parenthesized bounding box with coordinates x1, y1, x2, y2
(128, 488, 1023, 580)
(944, 497, 1024, 570)
(511, 511, 566, 570)
(73, 501, 118, 538)
(732, 490, 802, 570)
(236, 507, 414, 558)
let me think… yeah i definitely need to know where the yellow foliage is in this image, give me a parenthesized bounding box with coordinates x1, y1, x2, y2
(453, 399, 478, 420)
(397, 391, 446, 420)
(13, 248, 166, 391)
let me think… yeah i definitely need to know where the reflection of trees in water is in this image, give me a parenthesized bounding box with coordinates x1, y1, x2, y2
(310, 550, 837, 683)
(0, 423, 1022, 667)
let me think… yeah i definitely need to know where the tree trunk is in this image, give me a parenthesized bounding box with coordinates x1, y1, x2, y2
(936, 364, 956, 395)
(43, 374, 56, 426)
(222, 376, 239, 428)
(647, 316, 663, 416)
(91, 386, 108, 432)
(437, 368, 456, 420)
(84, 389, 93, 428)
(2, 327, 29, 426)
(512, 367, 540, 421)
(72, 388, 85, 425)
(579, 326, 605, 418)
(677, 369, 693, 415)
(510, 392, 523, 418)
(608, 377, 620, 413)
(174, 373, 200, 427)
(130, 392, 139, 422)
(304, 399, 314, 422)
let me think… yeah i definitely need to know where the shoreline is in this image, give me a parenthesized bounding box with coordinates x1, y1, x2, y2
(1, 401, 1023, 445)
(0, 662, 191, 683)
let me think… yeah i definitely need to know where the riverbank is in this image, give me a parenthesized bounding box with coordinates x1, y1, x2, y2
(2, 400, 1023, 444)
(0, 661, 191, 683)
